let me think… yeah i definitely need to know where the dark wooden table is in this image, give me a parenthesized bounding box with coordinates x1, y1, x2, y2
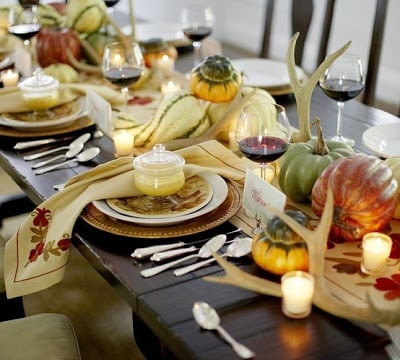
(1, 45, 399, 359)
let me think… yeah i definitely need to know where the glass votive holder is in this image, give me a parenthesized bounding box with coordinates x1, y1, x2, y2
(361, 232, 392, 276)
(281, 271, 315, 319)
(161, 80, 181, 96)
(155, 54, 175, 77)
(113, 130, 134, 157)
(1, 69, 19, 87)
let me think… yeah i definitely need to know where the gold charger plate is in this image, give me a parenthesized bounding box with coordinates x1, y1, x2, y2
(81, 181, 241, 239)
(105, 175, 213, 219)
(0, 115, 94, 138)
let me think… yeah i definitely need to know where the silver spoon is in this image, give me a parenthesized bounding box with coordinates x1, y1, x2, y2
(173, 236, 252, 277)
(140, 234, 227, 278)
(192, 301, 255, 359)
(24, 133, 91, 161)
(31, 143, 84, 169)
(131, 229, 242, 259)
(34, 147, 100, 175)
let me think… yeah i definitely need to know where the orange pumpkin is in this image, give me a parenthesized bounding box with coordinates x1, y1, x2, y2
(311, 153, 397, 242)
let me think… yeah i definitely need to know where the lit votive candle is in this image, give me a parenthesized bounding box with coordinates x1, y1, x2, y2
(281, 271, 315, 319)
(161, 80, 181, 95)
(113, 130, 134, 157)
(1, 69, 19, 87)
(361, 232, 392, 275)
(156, 54, 174, 77)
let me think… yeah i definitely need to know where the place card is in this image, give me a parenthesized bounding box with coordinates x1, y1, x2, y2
(14, 44, 32, 77)
(86, 89, 113, 136)
(243, 168, 286, 225)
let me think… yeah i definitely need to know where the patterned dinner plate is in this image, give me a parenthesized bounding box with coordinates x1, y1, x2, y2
(105, 174, 213, 219)
(92, 173, 227, 226)
(0, 97, 86, 131)
(82, 181, 241, 239)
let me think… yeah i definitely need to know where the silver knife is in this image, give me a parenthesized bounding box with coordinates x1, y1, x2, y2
(14, 136, 75, 150)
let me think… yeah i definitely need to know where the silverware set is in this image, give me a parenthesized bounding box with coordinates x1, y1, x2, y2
(15, 131, 102, 175)
(133, 229, 252, 278)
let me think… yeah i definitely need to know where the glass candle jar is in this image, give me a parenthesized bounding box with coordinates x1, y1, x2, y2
(18, 69, 59, 111)
(133, 144, 185, 197)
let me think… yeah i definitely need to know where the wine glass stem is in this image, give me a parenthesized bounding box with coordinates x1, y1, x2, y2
(192, 41, 202, 65)
(336, 101, 345, 138)
(122, 87, 129, 112)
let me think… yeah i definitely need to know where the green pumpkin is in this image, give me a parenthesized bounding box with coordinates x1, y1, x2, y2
(252, 209, 310, 275)
(278, 118, 354, 203)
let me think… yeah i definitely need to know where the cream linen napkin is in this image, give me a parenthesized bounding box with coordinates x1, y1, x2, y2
(0, 83, 123, 113)
(4, 140, 253, 298)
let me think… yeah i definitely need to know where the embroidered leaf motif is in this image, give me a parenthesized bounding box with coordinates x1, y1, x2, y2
(374, 274, 400, 301)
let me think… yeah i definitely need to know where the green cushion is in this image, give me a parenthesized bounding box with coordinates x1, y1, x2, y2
(0, 313, 81, 360)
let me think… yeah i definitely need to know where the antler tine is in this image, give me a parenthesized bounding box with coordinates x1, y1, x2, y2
(287, 33, 351, 143)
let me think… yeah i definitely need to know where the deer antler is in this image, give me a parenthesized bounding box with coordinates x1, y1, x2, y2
(205, 188, 400, 327)
(288, 33, 351, 142)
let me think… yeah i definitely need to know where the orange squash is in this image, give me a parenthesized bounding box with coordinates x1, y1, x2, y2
(252, 210, 310, 275)
(311, 153, 397, 242)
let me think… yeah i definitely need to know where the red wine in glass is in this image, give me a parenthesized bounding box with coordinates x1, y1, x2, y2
(238, 136, 289, 163)
(183, 26, 212, 42)
(319, 79, 364, 102)
(104, 67, 143, 87)
(319, 53, 364, 146)
(105, 0, 120, 7)
(9, 23, 40, 41)
(180, 7, 214, 65)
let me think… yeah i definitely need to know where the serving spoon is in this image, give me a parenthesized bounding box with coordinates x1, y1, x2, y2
(173, 236, 252, 276)
(140, 234, 227, 278)
(31, 143, 84, 169)
(24, 133, 91, 161)
(192, 301, 255, 359)
(34, 147, 100, 175)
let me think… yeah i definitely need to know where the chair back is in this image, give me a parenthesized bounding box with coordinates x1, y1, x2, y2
(260, 0, 335, 67)
(260, 0, 388, 106)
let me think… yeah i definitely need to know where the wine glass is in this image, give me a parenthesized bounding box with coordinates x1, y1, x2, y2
(8, 5, 40, 76)
(104, 0, 120, 32)
(180, 6, 214, 66)
(319, 53, 365, 146)
(235, 103, 291, 182)
(102, 41, 144, 112)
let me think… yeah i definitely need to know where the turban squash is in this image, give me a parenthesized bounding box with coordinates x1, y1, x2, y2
(252, 210, 310, 275)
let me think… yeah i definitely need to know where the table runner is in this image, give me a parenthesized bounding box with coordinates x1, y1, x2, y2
(4, 140, 253, 298)
(231, 197, 400, 321)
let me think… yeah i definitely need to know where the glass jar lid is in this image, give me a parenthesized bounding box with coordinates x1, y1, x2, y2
(19, 69, 59, 93)
(133, 144, 185, 175)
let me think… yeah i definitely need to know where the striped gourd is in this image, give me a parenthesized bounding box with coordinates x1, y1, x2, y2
(115, 90, 210, 148)
(65, 0, 106, 34)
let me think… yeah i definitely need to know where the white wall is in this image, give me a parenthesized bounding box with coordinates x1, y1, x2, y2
(102, 0, 400, 115)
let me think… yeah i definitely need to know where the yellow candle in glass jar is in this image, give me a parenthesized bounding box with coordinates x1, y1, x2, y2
(361, 232, 392, 275)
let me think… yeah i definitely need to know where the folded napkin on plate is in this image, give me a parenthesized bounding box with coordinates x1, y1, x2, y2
(4, 140, 253, 298)
(0, 83, 123, 113)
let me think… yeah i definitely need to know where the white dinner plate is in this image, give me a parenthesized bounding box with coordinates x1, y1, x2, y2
(231, 58, 305, 89)
(121, 23, 185, 43)
(0, 97, 87, 131)
(362, 123, 400, 158)
(92, 172, 228, 226)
